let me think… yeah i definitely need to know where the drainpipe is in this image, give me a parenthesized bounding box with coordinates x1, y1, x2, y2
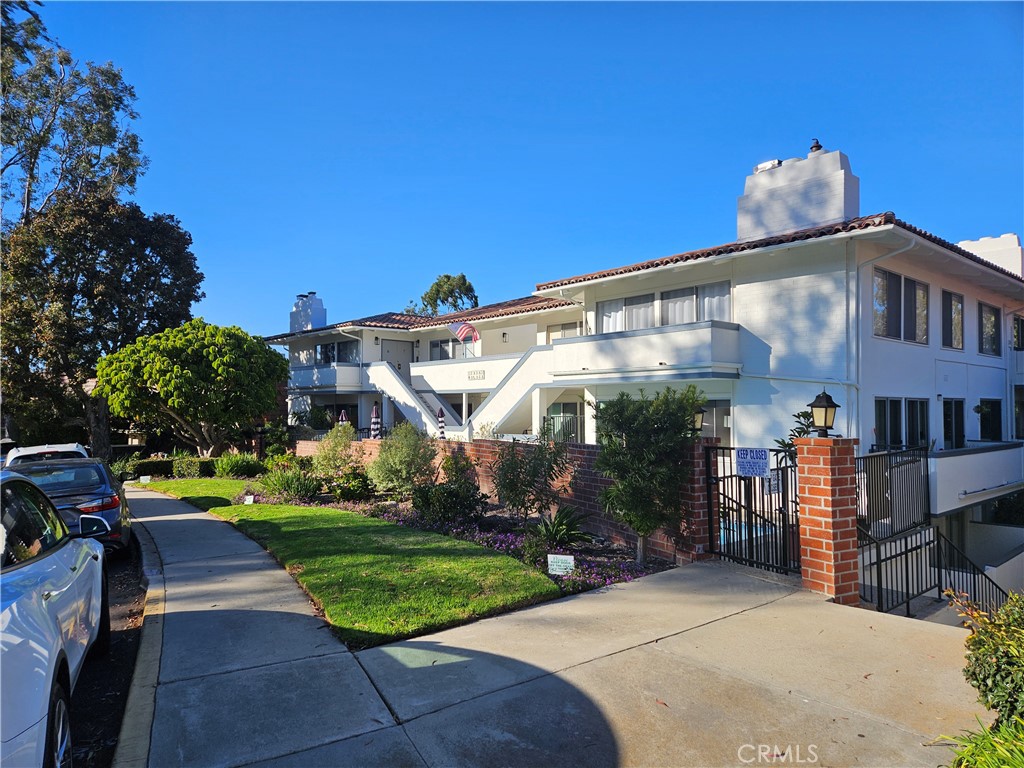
(853, 232, 917, 444)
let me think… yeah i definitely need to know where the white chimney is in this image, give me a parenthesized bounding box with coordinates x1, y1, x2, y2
(289, 291, 327, 332)
(737, 142, 860, 242)
(957, 234, 1024, 277)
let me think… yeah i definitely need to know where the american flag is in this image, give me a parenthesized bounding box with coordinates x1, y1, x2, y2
(448, 322, 480, 342)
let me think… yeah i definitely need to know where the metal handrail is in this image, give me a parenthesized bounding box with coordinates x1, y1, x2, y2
(935, 530, 1008, 614)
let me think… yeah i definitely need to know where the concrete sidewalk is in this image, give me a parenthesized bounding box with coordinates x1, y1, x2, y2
(116, 487, 984, 768)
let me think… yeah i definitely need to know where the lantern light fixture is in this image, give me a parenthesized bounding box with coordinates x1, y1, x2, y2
(808, 390, 840, 437)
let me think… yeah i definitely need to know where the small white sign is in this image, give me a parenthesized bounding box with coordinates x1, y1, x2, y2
(244, 495, 255, 505)
(139, 475, 152, 484)
(768, 468, 782, 495)
(736, 448, 770, 479)
(547, 554, 575, 575)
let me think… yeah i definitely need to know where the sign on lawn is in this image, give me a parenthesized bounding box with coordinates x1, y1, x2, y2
(736, 448, 770, 479)
(547, 554, 575, 575)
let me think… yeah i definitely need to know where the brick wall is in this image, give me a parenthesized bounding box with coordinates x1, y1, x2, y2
(295, 436, 718, 564)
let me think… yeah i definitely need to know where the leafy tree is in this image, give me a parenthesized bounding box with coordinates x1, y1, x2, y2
(95, 319, 288, 457)
(2, 0, 145, 226)
(593, 386, 706, 564)
(489, 423, 575, 525)
(1, 190, 204, 456)
(411, 273, 479, 316)
(774, 410, 814, 465)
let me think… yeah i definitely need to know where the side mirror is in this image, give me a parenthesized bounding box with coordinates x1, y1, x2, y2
(77, 514, 112, 538)
(118, 470, 136, 482)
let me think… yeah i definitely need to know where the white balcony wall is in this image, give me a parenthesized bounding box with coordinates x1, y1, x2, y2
(478, 323, 539, 356)
(411, 355, 520, 394)
(290, 364, 362, 390)
(551, 322, 741, 374)
(929, 443, 1024, 515)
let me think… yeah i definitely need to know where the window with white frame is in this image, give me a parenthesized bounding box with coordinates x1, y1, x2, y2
(317, 342, 336, 365)
(317, 340, 359, 365)
(874, 397, 903, 450)
(873, 268, 928, 344)
(979, 302, 1002, 356)
(596, 294, 654, 334)
(661, 281, 731, 326)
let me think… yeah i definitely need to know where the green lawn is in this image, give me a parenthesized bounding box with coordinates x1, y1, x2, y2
(137, 478, 561, 648)
(142, 478, 248, 510)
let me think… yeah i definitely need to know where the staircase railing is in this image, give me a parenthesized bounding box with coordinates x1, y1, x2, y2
(935, 530, 1009, 615)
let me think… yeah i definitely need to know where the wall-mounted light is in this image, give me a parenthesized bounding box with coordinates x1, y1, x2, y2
(415, 339, 420, 349)
(374, 336, 380, 346)
(691, 407, 706, 433)
(502, 332, 509, 343)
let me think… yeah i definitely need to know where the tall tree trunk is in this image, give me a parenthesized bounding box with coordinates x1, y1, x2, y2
(85, 395, 112, 460)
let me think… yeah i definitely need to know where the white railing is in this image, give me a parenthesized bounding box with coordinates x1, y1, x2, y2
(365, 363, 444, 436)
(289, 364, 362, 390)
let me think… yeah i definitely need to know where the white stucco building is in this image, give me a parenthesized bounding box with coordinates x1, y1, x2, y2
(267, 143, 1024, 588)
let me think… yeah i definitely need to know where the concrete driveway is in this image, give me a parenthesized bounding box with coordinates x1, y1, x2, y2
(117, 488, 984, 768)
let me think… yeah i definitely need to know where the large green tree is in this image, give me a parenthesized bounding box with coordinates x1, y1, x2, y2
(2, 0, 145, 226)
(406, 273, 479, 316)
(95, 319, 289, 457)
(593, 386, 706, 564)
(1, 190, 204, 456)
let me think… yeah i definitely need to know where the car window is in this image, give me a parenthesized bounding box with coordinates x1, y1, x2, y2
(1, 481, 70, 569)
(16, 466, 104, 491)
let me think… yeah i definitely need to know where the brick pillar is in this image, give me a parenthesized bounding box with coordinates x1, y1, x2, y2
(794, 437, 860, 605)
(677, 436, 720, 563)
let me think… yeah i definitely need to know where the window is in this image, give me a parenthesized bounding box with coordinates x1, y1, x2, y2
(429, 339, 470, 361)
(979, 399, 1003, 442)
(1013, 316, 1024, 351)
(2, 480, 69, 568)
(597, 294, 654, 334)
(700, 399, 732, 446)
(1016, 386, 1024, 440)
(941, 291, 963, 350)
(979, 303, 1002, 356)
(873, 269, 927, 343)
(317, 342, 336, 365)
(547, 323, 580, 343)
(943, 399, 965, 450)
(905, 399, 929, 449)
(874, 398, 903, 450)
(661, 281, 731, 326)
(336, 340, 359, 363)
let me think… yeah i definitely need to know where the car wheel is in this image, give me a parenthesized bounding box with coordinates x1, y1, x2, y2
(91, 570, 111, 656)
(43, 680, 73, 768)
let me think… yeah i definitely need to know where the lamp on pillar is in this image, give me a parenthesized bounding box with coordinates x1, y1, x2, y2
(808, 390, 840, 438)
(691, 406, 706, 434)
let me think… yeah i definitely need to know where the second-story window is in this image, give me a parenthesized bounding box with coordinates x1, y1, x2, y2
(873, 269, 928, 344)
(597, 294, 654, 334)
(941, 291, 963, 350)
(1014, 316, 1024, 351)
(661, 281, 731, 326)
(317, 342, 336, 365)
(979, 302, 1002, 356)
(337, 340, 359, 363)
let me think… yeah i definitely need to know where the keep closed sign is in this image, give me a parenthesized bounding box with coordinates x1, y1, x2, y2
(736, 448, 770, 478)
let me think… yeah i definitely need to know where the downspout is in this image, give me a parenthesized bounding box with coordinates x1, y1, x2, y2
(1001, 304, 1024, 442)
(853, 232, 917, 445)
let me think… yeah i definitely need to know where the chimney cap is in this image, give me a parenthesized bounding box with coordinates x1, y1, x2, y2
(296, 293, 307, 300)
(809, 138, 823, 152)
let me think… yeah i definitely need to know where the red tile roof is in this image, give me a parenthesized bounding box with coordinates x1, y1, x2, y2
(265, 296, 574, 342)
(535, 212, 1024, 291)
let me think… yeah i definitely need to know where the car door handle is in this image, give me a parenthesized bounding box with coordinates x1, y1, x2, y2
(69, 565, 78, 572)
(43, 591, 53, 600)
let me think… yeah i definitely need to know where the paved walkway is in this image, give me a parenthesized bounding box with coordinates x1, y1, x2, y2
(115, 487, 985, 768)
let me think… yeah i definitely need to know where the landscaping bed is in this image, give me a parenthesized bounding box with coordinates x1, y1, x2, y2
(140, 478, 673, 648)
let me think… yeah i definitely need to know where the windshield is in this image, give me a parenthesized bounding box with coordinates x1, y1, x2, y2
(9, 451, 86, 464)
(15, 466, 105, 491)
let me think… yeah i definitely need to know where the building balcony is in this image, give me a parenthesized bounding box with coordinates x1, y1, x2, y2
(289, 363, 363, 391)
(411, 354, 521, 393)
(929, 441, 1024, 516)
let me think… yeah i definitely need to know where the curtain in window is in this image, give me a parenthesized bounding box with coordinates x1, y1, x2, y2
(661, 288, 696, 326)
(624, 294, 654, 330)
(698, 281, 731, 321)
(597, 299, 624, 333)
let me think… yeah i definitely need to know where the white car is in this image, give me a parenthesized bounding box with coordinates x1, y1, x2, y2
(5, 444, 90, 467)
(1, 470, 111, 768)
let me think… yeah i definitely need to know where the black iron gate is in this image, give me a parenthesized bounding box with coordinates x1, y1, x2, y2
(706, 446, 800, 575)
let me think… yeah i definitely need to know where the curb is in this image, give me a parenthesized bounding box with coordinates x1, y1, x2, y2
(111, 514, 165, 768)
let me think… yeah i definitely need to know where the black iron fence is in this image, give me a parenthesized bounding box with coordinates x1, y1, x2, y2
(543, 414, 583, 444)
(859, 525, 1008, 616)
(706, 447, 800, 575)
(856, 448, 929, 542)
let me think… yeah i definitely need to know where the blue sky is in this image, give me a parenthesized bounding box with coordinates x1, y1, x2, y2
(42, 1, 1023, 338)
